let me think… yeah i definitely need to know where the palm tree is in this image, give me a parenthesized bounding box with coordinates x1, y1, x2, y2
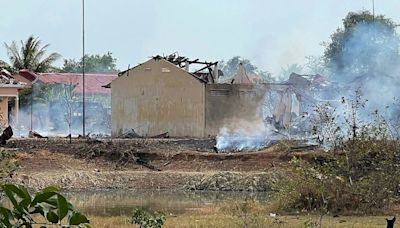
(4, 35, 61, 72)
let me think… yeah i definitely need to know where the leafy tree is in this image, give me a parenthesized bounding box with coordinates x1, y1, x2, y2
(62, 52, 118, 73)
(4, 36, 61, 73)
(323, 10, 400, 80)
(219, 56, 273, 82)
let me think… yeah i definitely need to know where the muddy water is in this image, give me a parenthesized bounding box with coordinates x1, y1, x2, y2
(65, 190, 269, 216)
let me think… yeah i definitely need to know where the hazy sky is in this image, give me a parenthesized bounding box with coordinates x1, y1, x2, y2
(1, 0, 399, 75)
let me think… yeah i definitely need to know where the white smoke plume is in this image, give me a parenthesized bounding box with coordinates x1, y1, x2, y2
(215, 119, 275, 152)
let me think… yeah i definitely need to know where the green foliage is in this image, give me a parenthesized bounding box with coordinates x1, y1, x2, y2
(4, 36, 61, 73)
(0, 150, 20, 180)
(323, 10, 399, 77)
(0, 184, 90, 227)
(61, 52, 118, 73)
(130, 208, 166, 228)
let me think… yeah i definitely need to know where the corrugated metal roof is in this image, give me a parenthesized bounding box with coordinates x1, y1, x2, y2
(37, 73, 117, 94)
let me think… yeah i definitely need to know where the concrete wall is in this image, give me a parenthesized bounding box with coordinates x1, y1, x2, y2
(111, 59, 205, 137)
(0, 87, 20, 128)
(0, 97, 8, 127)
(204, 84, 268, 136)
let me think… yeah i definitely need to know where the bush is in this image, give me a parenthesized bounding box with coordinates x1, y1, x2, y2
(130, 208, 166, 228)
(0, 184, 90, 227)
(272, 95, 400, 215)
(221, 198, 267, 228)
(0, 150, 20, 180)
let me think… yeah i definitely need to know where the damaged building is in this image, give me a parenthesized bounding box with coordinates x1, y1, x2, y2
(0, 67, 26, 128)
(109, 55, 316, 138)
(109, 55, 266, 137)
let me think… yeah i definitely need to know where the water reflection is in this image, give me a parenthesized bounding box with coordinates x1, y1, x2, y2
(65, 190, 269, 216)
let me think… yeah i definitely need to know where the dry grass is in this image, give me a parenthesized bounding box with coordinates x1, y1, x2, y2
(86, 211, 390, 228)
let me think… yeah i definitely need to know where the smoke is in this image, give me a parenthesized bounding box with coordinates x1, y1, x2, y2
(215, 19, 400, 151)
(326, 21, 400, 134)
(14, 83, 111, 137)
(215, 119, 275, 152)
(215, 88, 286, 152)
(331, 21, 400, 105)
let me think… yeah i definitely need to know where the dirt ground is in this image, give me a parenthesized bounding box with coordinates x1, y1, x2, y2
(4, 138, 320, 190)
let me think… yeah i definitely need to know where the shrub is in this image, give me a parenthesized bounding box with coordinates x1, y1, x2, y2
(221, 198, 269, 228)
(272, 95, 400, 215)
(0, 150, 20, 180)
(130, 208, 166, 228)
(0, 184, 90, 227)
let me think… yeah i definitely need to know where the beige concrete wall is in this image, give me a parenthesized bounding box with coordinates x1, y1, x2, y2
(204, 84, 269, 136)
(0, 97, 8, 127)
(0, 87, 20, 128)
(111, 59, 205, 137)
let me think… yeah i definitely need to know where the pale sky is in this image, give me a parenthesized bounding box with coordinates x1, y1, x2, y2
(1, 0, 399, 75)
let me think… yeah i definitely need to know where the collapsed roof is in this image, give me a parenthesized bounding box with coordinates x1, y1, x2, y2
(153, 53, 221, 83)
(0, 67, 26, 87)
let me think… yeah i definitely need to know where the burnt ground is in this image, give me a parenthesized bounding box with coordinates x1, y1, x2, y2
(4, 138, 323, 190)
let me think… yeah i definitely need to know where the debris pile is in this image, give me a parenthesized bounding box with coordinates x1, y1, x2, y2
(0, 126, 13, 145)
(119, 129, 169, 139)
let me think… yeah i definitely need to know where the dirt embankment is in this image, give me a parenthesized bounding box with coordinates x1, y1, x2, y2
(5, 138, 317, 191)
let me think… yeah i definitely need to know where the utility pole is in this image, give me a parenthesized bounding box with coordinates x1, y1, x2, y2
(82, 0, 86, 137)
(30, 87, 33, 131)
(372, 0, 375, 19)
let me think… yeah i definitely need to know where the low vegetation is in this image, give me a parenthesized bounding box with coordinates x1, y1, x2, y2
(130, 208, 166, 228)
(0, 184, 90, 227)
(0, 150, 19, 180)
(271, 95, 400, 215)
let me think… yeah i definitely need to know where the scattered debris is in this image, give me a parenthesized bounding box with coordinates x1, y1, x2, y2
(213, 146, 219, 153)
(86, 137, 103, 144)
(120, 129, 169, 139)
(119, 149, 161, 171)
(29, 131, 48, 139)
(150, 132, 169, 139)
(0, 126, 13, 145)
(120, 129, 141, 138)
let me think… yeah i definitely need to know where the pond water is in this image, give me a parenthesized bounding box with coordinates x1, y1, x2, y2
(65, 190, 269, 216)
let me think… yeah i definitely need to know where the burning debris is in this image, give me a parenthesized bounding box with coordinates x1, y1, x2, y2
(213, 69, 340, 153)
(215, 126, 273, 152)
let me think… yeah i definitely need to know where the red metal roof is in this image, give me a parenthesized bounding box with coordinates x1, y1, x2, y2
(18, 69, 38, 82)
(37, 73, 117, 94)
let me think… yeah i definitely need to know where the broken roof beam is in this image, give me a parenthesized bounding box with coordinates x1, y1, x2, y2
(192, 62, 219, 74)
(207, 67, 215, 83)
